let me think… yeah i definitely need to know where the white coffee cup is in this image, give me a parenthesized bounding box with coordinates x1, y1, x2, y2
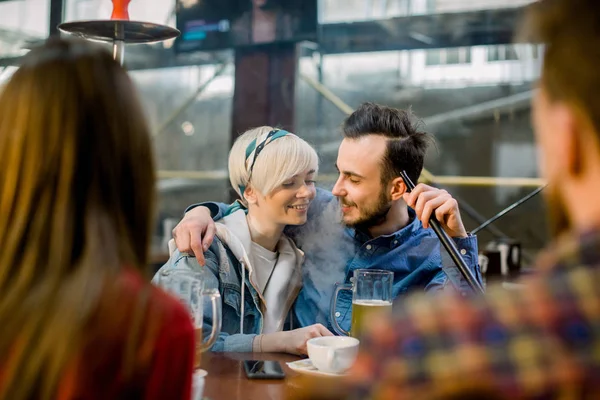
(307, 336, 359, 374)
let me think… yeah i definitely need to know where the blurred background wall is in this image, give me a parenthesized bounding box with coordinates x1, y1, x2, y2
(0, 0, 545, 268)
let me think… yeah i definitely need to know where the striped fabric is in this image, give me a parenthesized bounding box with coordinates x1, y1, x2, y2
(237, 129, 293, 195)
(347, 229, 600, 399)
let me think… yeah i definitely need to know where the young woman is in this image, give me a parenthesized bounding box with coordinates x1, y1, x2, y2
(0, 38, 195, 400)
(157, 126, 332, 355)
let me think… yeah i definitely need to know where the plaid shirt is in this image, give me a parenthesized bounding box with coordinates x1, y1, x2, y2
(347, 229, 600, 400)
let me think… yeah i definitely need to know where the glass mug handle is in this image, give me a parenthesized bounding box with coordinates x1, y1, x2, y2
(198, 288, 222, 352)
(330, 283, 352, 336)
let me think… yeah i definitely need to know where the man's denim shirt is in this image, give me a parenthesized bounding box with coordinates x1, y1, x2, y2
(192, 188, 483, 334)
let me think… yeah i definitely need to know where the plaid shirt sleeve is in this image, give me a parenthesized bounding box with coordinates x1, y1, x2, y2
(347, 261, 600, 400)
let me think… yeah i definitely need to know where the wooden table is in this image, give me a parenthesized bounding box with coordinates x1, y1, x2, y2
(201, 352, 303, 400)
(200, 352, 506, 400)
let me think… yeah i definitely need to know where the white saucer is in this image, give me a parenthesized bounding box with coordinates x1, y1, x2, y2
(286, 359, 346, 378)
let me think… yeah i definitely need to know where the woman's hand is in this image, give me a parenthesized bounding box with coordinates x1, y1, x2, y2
(259, 324, 334, 355)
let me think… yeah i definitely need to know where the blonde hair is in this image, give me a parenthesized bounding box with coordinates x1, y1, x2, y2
(229, 126, 318, 201)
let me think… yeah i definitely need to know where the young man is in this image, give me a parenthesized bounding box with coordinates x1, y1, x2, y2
(174, 104, 482, 333)
(320, 0, 600, 398)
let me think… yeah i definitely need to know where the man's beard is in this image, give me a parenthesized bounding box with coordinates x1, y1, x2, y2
(341, 188, 392, 231)
(545, 184, 570, 239)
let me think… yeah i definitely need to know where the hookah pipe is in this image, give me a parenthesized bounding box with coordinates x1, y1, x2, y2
(471, 185, 547, 236)
(400, 171, 485, 295)
(111, 0, 130, 20)
(109, 0, 130, 65)
(58, 0, 180, 66)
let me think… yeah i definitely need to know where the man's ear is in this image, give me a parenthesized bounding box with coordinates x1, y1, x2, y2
(390, 177, 406, 201)
(244, 186, 258, 205)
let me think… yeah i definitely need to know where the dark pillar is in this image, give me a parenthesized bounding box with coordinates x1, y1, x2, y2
(229, 43, 298, 201)
(231, 43, 298, 139)
(49, 0, 65, 37)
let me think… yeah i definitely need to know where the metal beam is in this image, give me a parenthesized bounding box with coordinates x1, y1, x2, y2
(316, 89, 534, 155)
(157, 178, 225, 192)
(0, 56, 21, 67)
(423, 90, 533, 126)
(155, 170, 545, 188)
(319, 7, 525, 54)
(48, 0, 65, 37)
(125, 46, 230, 71)
(0, 27, 40, 44)
(2, 6, 527, 70)
(154, 63, 228, 136)
(300, 73, 353, 115)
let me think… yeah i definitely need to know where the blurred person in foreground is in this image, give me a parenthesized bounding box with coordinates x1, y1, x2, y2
(290, 0, 600, 398)
(0, 38, 195, 400)
(155, 126, 333, 355)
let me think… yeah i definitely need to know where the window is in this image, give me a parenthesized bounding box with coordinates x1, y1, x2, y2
(426, 47, 471, 65)
(488, 45, 520, 62)
(425, 49, 442, 65)
(426, 0, 437, 12)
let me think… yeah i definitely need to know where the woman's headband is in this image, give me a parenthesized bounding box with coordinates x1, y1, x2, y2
(238, 128, 293, 195)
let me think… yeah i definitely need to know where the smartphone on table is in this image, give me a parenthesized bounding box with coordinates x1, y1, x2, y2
(243, 360, 286, 380)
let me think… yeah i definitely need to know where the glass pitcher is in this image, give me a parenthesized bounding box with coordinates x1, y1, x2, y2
(157, 268, 222, 368)
(331, 269, 393, 338)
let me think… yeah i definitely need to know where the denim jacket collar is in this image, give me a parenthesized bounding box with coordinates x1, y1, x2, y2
(215, 210, 304, 333)
(352, 207, 421, 248)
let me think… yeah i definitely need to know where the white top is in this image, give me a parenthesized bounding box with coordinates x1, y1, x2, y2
(251, 242, 278, 294)
(211, 211, 303, 335)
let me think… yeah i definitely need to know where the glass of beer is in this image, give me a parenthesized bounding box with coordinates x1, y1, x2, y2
(157, 269, 222, 368)
(331, 269, 393, 338)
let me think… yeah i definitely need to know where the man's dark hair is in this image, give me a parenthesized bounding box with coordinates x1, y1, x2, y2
(341, 102, 433, 185)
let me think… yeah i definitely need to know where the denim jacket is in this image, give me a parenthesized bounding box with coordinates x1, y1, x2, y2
(154, 210, 303, 352)
(190, 188, 483, 334)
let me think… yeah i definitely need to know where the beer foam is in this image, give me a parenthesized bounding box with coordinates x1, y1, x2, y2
(352, 299, 392, 307)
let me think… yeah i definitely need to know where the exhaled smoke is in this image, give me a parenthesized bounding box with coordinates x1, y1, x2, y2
(294, 199, 356, 323)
